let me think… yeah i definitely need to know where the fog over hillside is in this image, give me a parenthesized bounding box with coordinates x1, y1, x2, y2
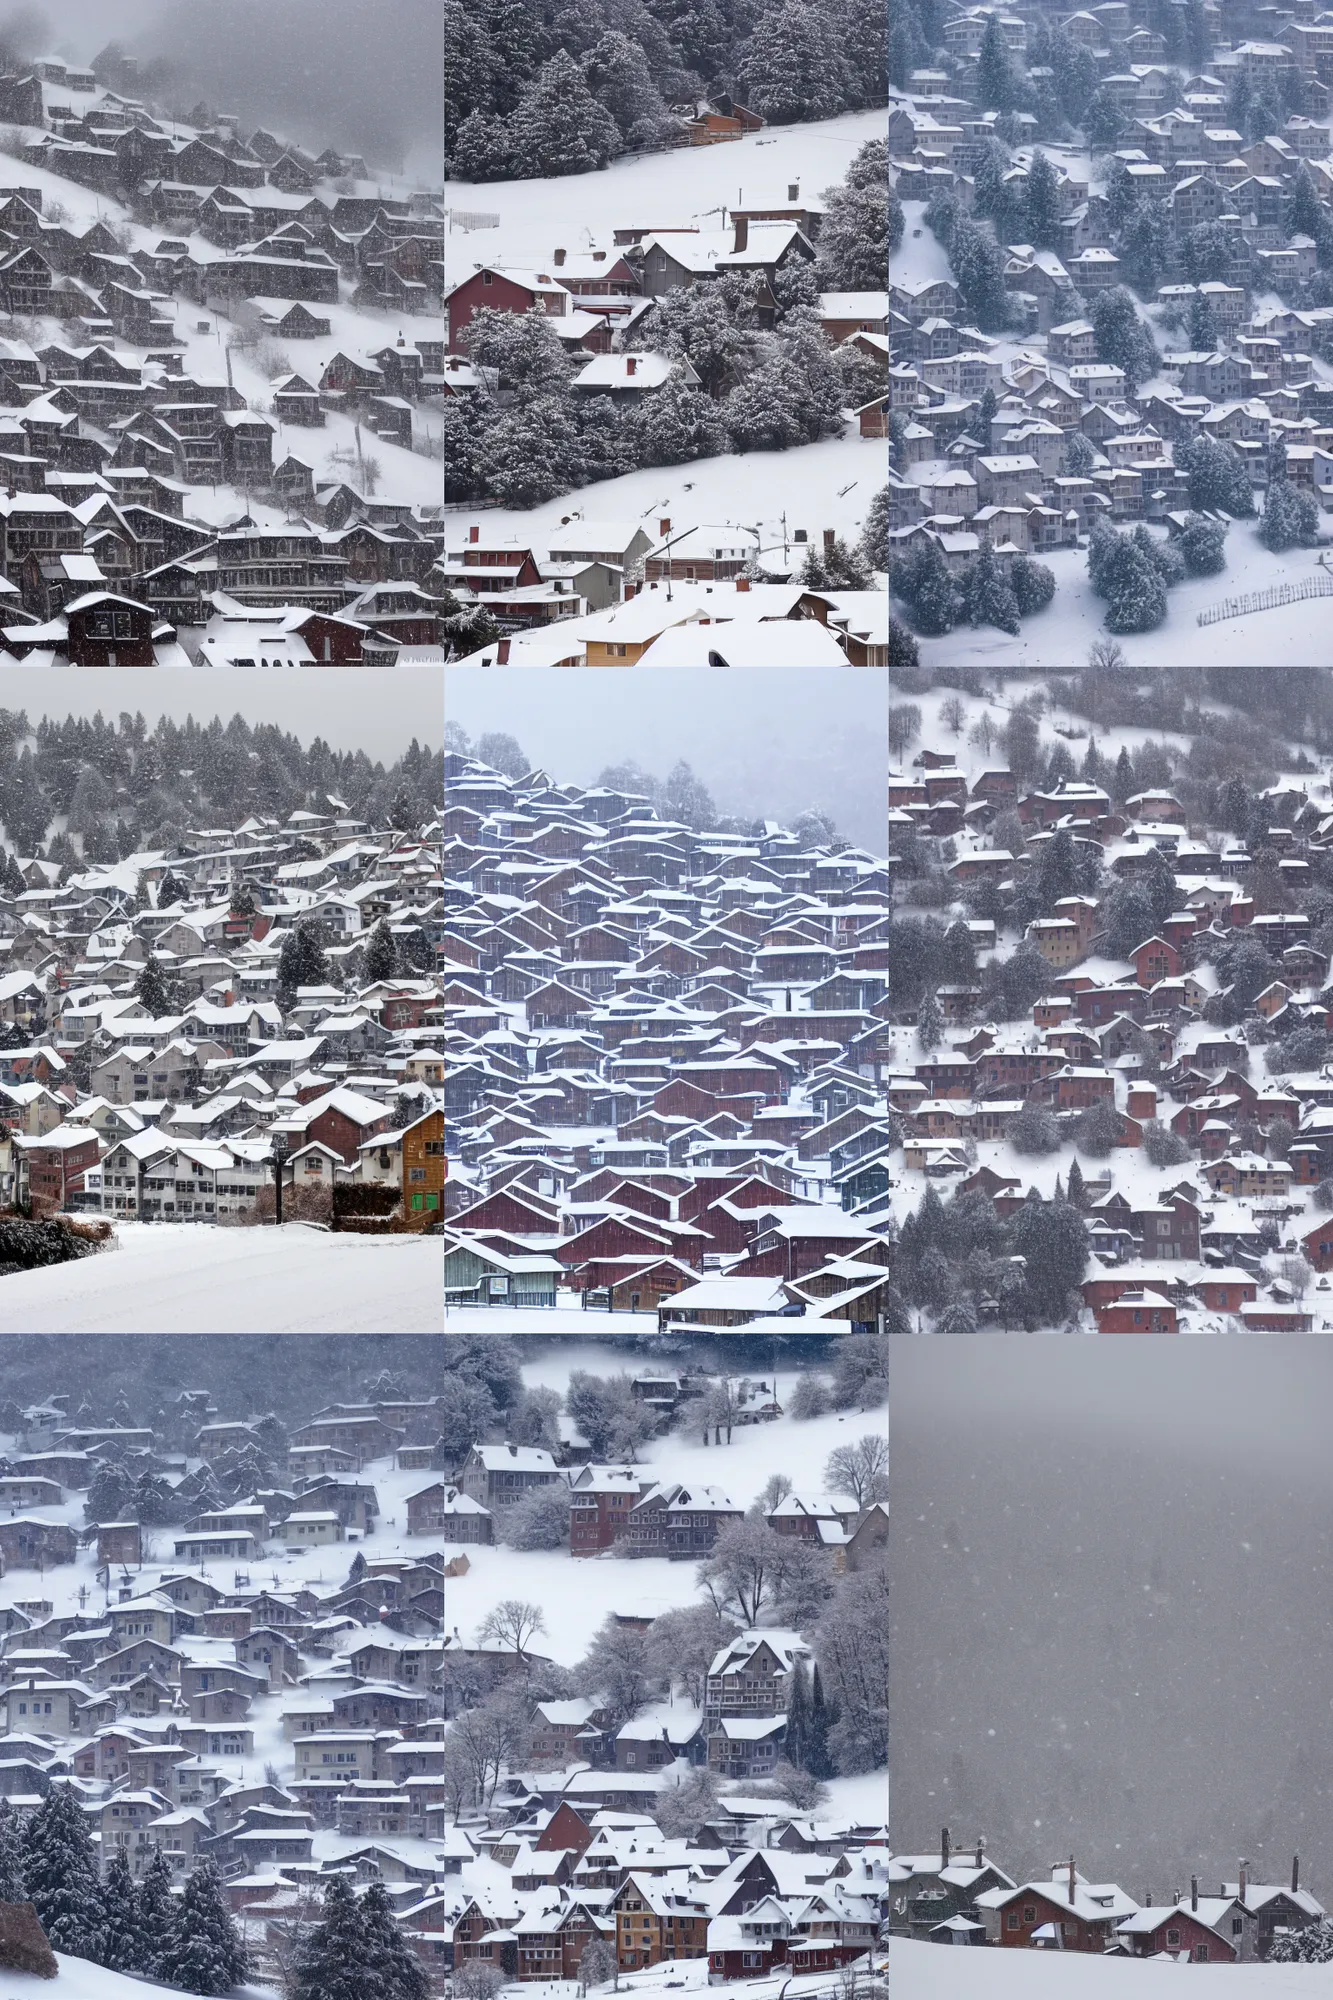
(891, 1338, 1333, 1903)
(8, 0, 444, 175)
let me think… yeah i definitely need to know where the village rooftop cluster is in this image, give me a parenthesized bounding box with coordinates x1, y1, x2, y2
(888, 0, 1333, 650)
(885, 678, 1333, 1335)
(441, 754, 898, 1328)
(0, 798, 445, 1232)
(891, 1832, 1329, 1962)
(0, 1349, 889, 1995)
(0, 49, 448, 664)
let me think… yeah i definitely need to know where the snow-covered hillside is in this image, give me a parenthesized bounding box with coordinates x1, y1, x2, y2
(0, 1224, 440, 1333)
(892, 1939, 1333, 1996)
(0, 1956, 276, 2000)
(446, 113, 885, 272)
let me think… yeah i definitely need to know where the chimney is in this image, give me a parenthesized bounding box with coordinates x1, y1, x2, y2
(553, 247, 566, 266)
(975, 1839, 984, 1868)
(788, 181, 799, 200)
(659, 517, 671, 536)
(627, 356, 638, 377)
(508, 1443, 517, 1456)
(593, 249, 605, 261)
(941, 1826, 951, 1870)
(734, 218, 748, 251)
(1293, 1855, 1300, 1894)
(496, 637, 510, 664)
(736, 575, 750, 592)
(823, 527, 836, 556)
(1239, 1861, 1247, 1907)
(468, 523, 479, 544)
(1068, 1856, 1077, 1905)
(1191, 1877, 1199, 1912)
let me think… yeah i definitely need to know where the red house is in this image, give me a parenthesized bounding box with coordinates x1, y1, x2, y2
(18, 1128, 100, 1213)
(569, 1467, 644, 1553)
(1094, 1288, 1178, 1333)
(1131, 935, 1183, 988)
(446, 267, 568, 354)
(1115, 1905, 1237, 1962)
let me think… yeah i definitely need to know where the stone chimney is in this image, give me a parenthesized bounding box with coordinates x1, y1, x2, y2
(941, 1827, 951, 1869)
(496, 637, 510, 664)
(553, 247, 566, 266)
(1068, 1856, 1077, 1905)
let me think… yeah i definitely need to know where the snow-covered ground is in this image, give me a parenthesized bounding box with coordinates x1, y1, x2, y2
(0, 1223, 440, 1332)
(891, 1939, 1333, 1995)
(0, 1955, 274, 2000)
(912, 538, 1333, 670)
(446, 112, 885, 272)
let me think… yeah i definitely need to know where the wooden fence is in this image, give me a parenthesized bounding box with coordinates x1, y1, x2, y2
(1198, 573, 1333, 624)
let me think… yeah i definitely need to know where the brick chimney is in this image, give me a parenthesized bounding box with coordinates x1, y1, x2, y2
(659, 517, 671, 536)
(734, 217, 748, 251)
(823, 527, 836, 556)
(468, 523, 479, 544)
(736, 575, 750, 592)
(553, 247, 566, 265)
(627, 356, 638, 377)
(496, 637, 510, 663)
(593, 249, 605, 261)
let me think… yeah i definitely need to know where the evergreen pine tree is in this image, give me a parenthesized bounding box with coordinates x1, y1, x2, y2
(24, 1783, 103, 1957)
(1178, 513, 1228, 576)
(363, 918, 397, 984)
(806, 1663, 835, 1779)
(960, 545, 1020, 633)
(159, 1861, 248, 1995)
(97, 1850, 143, 1971)
(1010, 553, 1055, 616)
(629, 374, 729, 467)
(1067, 1155, 1086, 1208)
(1187, 289, 1219, 350)
(736, 0, 846, 123)
(360, 1878, 429, 2000)
(859, 486, 891, 572)
(511, 50, 622, 174)
(903, 534, 959, 637)
(292, 1875, 372, 2000)
(975, 15, 1016, 110)
(784, 1657, 812, 1771)
(134, 952, 172, 1018)
(1023, 148, 1062, 249)
(0, 1796, 24, 1900)
(918, 989, 944, 1051)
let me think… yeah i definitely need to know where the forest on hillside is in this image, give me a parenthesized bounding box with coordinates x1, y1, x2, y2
(0, 710, 442, 868)
(445, 0, 887, 178)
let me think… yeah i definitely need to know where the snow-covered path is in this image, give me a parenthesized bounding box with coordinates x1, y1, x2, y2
(0, 1223, 440, 1332)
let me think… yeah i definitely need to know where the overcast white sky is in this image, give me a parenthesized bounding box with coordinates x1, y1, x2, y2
(445, 669, 889, 850)
(17, 667, 441, 757)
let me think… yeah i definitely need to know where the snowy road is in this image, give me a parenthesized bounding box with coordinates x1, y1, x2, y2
(0, 1224, 441, 1333)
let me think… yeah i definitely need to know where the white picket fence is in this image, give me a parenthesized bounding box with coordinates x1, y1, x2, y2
(447, 210, 500, 230)
(1197, 573, 1333, 625)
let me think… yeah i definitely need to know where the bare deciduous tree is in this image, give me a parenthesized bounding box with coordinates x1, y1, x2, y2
(824, 1434, 890, 1509)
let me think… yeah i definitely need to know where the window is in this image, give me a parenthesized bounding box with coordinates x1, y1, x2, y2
(1166, 1928, 1180, 1946)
